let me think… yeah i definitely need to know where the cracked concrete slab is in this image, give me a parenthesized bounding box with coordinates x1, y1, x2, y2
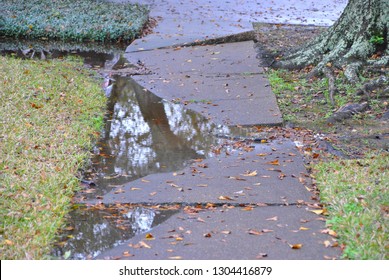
(86, 140, 314, 206)
(96, 206, 339, 260)
(124, 41, 283, 126)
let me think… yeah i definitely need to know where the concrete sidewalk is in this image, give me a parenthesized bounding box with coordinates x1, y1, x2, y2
(95, 0, 347, 259)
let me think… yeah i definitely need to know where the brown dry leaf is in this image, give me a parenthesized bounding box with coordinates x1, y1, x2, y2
(204, 233, 212, 238)
(323, 240, 331, 248)
(84, 188, 96, 194)
(141, 179, 150, 183)
(256, 253, 268, 259)
(218, 195, 234, 201)
(262, 229, 274, 233)
(299, 227, 310, 231)
(242, 170, 258, 177)
(5, 240, 14, 245)
(139, 241, 151, 249)
(176, 237, 184, 241)
(169, 256, 182, 260)
(122, 251, 133, 257)
(289, 243, 303, 249)
(310, 208, 328, 215)
(114, 188, 125, 194)
(248, 229, 263, 236)
(221, 230, 231, 235)
(130, 187, 142, 191)
(266, 216, 278, 221)
(242, 206, 254, 211)
(256, 153, 267, 157)
(228, 176, 246, 181)
(266, 159, 280, 165)
(321, 229, 338, 237)
(145, 233, 155, 240)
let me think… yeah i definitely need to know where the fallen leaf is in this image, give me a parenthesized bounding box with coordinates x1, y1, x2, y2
(262, 229, 274, 233)
(248, 229, 263, 235)
(141, 179, 150, 183)
(122, 251, 133, 257)
(323, 240, 331, 248)
(204, 233, 212, 238)
(5, 240, 13, 245)
(218, 195, 234, 201)
(289, 243, 303, 249)
(221, 230, 231, 235)
(321, 229, 338, 237)
(228, 176, 246, 181)
(266, 216, 278, 221)
(169, 256, 182, 260)
(145, 233, 155, 240)
(176, 237, 184, 241)
(242, 206, 254, 211)
(299, 227, 310, 231)
(130, 187, 141, 191)
(114, 188, 125, 194)
(256, 153, 267, 157)
(310, 209, 328, 215)
(139, 241, 151, 249)
(256, 253, 268, 259)
(197, 184, 208, 187)
(149, 192, 157, 196)
(266, 159, 280, 165)
(241, 170, 258, 177)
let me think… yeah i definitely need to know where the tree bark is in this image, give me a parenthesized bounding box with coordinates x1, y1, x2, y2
(273, 0, 389, 73)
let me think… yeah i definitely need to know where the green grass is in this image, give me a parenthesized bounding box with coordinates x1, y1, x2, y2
(314, 154, 389, 259)
(0, 0, 149, 43)
(267, 67, 388, 259)
(0, 56, 107, 259)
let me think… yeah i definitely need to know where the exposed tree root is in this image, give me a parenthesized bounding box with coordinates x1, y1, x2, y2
(269, 0, 388, 108)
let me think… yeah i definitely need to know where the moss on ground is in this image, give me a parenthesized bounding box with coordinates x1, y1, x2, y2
(0, 0, 149, 43)
(0, 56, 107, 259)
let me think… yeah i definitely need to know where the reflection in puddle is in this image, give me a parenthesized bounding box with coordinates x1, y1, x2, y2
(53, 206, 178, 260)
(82, 76, 230, 197)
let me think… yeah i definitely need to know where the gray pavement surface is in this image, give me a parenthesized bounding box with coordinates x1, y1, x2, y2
(125, 41, 283, 126)
(91, 0, 347, 259)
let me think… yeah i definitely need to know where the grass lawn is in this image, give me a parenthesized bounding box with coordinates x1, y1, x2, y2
(0, 56, 106, 259)
(267, 68, 388, 259)
(315, 154, 388, 259)
(0, 0, 149, 43)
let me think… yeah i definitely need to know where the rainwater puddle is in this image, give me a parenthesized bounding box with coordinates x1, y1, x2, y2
(80, 76, 230, 198)
(1, 44, 251, 259)
(52, 205, 179, 260)
(35, 47, 241, 259)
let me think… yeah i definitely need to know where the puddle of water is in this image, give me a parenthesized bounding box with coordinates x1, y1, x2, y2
(52, 206, 178, 260)
(80, 75, 231, 198)
(1, 44, 253, 259)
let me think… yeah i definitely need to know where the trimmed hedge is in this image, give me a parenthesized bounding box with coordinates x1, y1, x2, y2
(0, 0, 149, 43)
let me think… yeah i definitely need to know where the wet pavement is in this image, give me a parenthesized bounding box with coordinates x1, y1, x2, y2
(57, 0, 348, 259)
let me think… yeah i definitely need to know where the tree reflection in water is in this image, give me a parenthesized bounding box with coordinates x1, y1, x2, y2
(53, 207, 177, 260)
(86, 76, 229, 196)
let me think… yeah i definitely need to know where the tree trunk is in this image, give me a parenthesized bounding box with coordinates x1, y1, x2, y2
(273, 0, 389, 77)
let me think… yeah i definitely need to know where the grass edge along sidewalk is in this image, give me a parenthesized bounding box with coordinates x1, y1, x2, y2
(0, 0, 149, 43)
(0, 56, 107, 259)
